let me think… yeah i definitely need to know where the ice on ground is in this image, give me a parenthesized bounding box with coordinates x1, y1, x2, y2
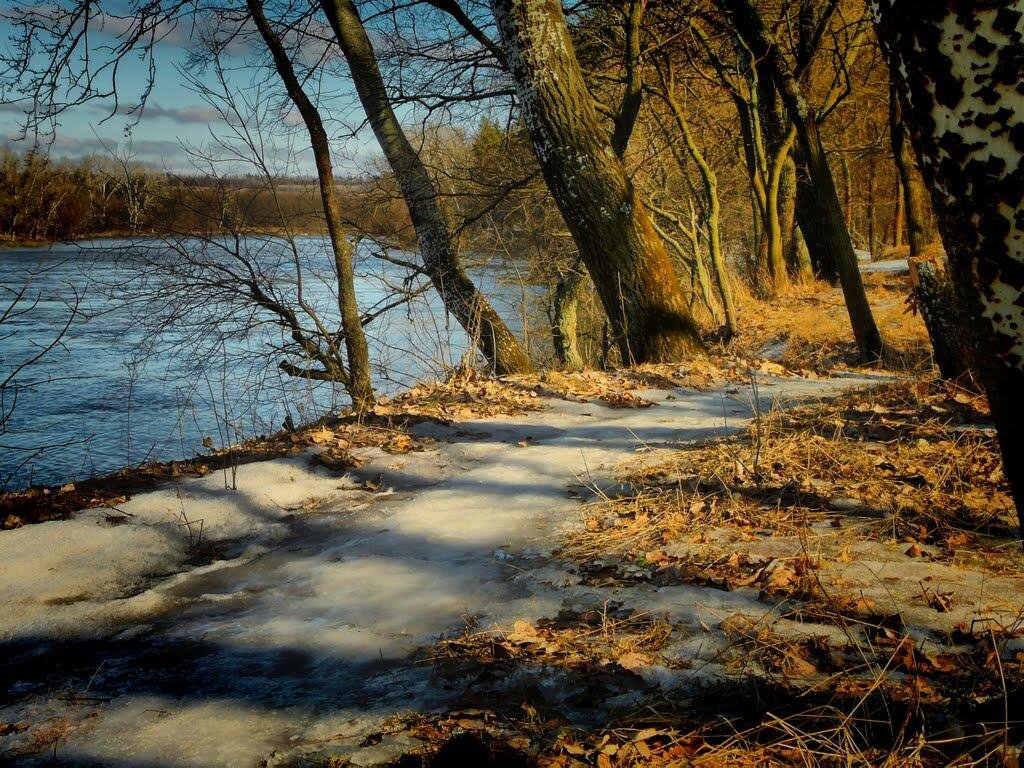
(860, 257, 910, 274)
(2, 372, 1013, 768)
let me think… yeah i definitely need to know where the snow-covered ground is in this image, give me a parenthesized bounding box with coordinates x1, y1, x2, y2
(856, 248, 910, 274)
(1, 371, 1017, 767)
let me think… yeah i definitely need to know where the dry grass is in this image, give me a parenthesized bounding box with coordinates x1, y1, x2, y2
(603, 379, 1016, 554)
(362, 375, 1022, 768)
(730, 273, 933, 373)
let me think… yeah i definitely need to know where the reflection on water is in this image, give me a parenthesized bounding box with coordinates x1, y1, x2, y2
(0, 237, 537, 489)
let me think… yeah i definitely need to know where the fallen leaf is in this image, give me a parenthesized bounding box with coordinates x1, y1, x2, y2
(616, 651, 651, 670)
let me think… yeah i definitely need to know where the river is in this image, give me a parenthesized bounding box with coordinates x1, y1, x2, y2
(0, 237, 539, 489)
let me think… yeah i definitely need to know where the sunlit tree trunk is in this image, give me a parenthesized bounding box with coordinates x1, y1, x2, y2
(319, 0, 532, 376)
(659, 75, 738, 337)
(719, 0, 883, 361)
(553, 258, 587, 371)
(871, 1, 1024, 529)
(490, 0, 705, 363)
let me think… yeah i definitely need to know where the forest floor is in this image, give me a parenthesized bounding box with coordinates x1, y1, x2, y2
(1, 276, 1021, 768)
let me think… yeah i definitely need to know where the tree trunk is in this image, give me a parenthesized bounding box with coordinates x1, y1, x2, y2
(909, 257, 976, 382)
(888, 81, 926, 257)
(867, 154, 877, 260)
(764, 126, 797, 291)
(782, 159, 810, 279)
(318, 0, 532, 376)
(490, 0, 705, 364)
(793, 161, 836, 280)
(660, 80, 738, 337)
(754, 42, 808, 284)
(553, 258, 587, 371)
(247, 0, 374, 411)
(871, 2, 1024, 529)
(720, 0, 883, 361)
(793, 224, 813, 280)
(892, 176, 905, 249)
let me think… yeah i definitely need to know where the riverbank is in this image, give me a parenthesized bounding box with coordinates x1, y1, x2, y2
(0, 357, 1018, 767)
(0, 227, 401, 251)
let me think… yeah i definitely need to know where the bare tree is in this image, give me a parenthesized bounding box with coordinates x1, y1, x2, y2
(318, 0, 533, 376)
(490, 0, 706, 364)
(245, 0, 375, 409)
(715, 0, 883, 361)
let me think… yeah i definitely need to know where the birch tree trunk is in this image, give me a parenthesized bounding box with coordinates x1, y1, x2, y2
(871, 0, 1024, 529)
(318, 0, 532, 376)
(490, 0, 705, 364)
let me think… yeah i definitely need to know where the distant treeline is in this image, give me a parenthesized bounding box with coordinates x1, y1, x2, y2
(0, 149, 413, 246)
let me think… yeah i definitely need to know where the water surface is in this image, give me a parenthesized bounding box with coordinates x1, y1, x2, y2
(0, 237, 535, 488)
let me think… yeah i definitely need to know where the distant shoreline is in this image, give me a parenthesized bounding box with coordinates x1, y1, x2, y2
(0, 228, 328, 251)
(0, 228, 423, 253)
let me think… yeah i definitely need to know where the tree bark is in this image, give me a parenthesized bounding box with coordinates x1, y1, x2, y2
(553, 258, 587, 371)
(909, 257, 976, 382)
(764, 126, 797, 290)
(871, 1, 1024, 529)
(782, 158, 810, 279)
(660, 78, 738, 337)
(719, 0, 883, 361)
(318, 0, 532, 376)
(888, 81, 926, 257)
(490, 0, 705, 364)
(610, 0, 646, 158)
(247, 0, 374, 411)
(892, 175, 905, 249)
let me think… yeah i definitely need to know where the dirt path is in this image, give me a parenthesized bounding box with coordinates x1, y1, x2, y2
(0, 371, 959, 767)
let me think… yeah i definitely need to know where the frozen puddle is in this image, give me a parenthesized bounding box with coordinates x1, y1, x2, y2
(1, 374, 882, 766)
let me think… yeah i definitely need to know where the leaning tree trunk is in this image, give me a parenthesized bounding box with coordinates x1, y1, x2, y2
(887, 81, 926, 257)
(719, 0, 883, 361)
(871, 1, 1024, 530)
(490, 0, 705, 364)
(247, 0, 374, 411)
(318, 0, 532, 376)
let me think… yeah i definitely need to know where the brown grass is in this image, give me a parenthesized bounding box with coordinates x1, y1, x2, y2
(363, 377, 1022, 768)
(730, 273, 933, 373)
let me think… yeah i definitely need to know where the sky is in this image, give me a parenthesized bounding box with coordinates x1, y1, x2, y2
(0, 7, 375, 176)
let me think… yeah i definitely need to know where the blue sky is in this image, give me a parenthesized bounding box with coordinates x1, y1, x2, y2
(0, 9, 374, 176)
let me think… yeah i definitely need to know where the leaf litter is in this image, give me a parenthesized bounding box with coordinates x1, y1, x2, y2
(347, 376, 1024, 768)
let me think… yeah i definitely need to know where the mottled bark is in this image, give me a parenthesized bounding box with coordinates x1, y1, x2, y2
(871, 1, 1024, 528)
(319, 0, 532, 376)
(247, 0, 374, 410)
(491, 0, 705, 364)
